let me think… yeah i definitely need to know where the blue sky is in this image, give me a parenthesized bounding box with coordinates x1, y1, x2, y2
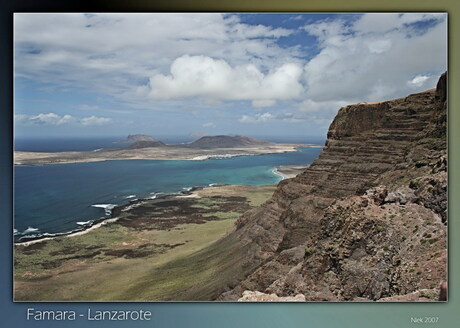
(14, 13, 447, 140)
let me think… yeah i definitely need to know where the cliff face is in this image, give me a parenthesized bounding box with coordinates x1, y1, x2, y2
(220, 73, 447, 301)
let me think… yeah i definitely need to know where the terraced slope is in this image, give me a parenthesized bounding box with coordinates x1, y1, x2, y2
(217, 72, 447, 301)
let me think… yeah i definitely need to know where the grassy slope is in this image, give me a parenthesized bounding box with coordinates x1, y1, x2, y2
(14, 185, 275, 301)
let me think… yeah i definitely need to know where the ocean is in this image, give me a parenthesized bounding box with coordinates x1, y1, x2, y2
(14, 137, 323, 242)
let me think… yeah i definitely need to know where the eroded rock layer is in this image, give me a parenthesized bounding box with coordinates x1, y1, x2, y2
(218, 72, 447, 301)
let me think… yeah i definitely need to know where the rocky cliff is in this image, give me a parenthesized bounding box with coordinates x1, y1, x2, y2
(219, 72, 447, 301)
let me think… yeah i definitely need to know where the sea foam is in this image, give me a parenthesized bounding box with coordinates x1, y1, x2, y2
(91, 204, 116, 215)
(22, 226, 39, 234)
(76, 220, 93, 226)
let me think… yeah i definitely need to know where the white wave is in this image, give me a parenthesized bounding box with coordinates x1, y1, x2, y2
(191, 153, 253, 161)
(182, 187, 193, 192)
(19, 233, 42, 240)
(23, 226, 39, 234)
(43, 232, 66, 237)
(13, 229, 19, 235)
(271, 168, 286, 180)
(91, 204, 116, 215)
(76, 220, 92, 226)
(149, 192, 165, 199)
(91, 204, 116, 210)
(125, 195, 136, 199)
(18, 229, 82, 241)
(92, 148, 103, 152)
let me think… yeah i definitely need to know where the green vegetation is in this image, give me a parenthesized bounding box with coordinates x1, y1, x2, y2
(14, 184, 275, 301)
(420, 291, 438, 300)
(420, 237, 439, 245)
(409, 180, 421, 189)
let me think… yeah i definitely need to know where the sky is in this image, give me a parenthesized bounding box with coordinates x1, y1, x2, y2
(14, 13, 447, 141)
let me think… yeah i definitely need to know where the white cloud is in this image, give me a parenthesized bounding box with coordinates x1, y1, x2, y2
(14, 13, 447, 136)
(408, 74, 430, 88)
(228, 23, 292, 39)
(298, 99, 347, 114)
(252, 99, 277, 108)
(15, 112, 112, 126)
(203, 122, 216, 128)
(239, 112, 274, 123)
(238, 111, 307, 124)
(143, 55, 304, 104)
(14, 13, 301, 109)
(288, 15, 303, 21)
(353, 13, 445, 34)
(367, 39, 392, 54)
(29, 113, 76, 125)
(80, 116, 112, 126)
(14, 114, 31, 124)
(303, 13, 447, 103)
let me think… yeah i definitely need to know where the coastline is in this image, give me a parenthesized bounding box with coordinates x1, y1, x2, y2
(271, 168, 287, 180)
(14, 143, 319, 166)
(14, 163, 310, 245)
(14, 183, 260, 245)
(14, 184, 278, 301)
(273, 165, 309, 180)
(14, 189, 196, 245)
(15, 218, 121, 247)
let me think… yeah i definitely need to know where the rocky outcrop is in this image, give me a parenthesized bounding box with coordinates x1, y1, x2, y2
(238, 290, 306, 302)
(187, 135, 272, 148)
(125, 135, 166, 148)
(126, 134, 157, 142)
(127, 140, 166, 149)
(218, 72, 447, 301)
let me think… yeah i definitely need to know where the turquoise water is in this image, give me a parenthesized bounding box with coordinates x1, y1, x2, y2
(14, 148, 321, 241)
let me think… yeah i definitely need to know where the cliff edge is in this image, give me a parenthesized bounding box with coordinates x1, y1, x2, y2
(219, 72, 447, 301)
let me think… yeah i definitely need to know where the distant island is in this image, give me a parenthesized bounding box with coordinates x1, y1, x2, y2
(124, 134, 166, 149)
(14, 135, 320, 165)
(126, 134, 158, 142)
(186, 135, 273, 148)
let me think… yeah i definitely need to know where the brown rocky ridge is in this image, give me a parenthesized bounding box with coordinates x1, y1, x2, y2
(215, 72, 447, 302)
(126, 140, 166, 149)
(126, 134, 157, 142)
(125, 134, 166, 148)
(186, 135, 273, 148)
